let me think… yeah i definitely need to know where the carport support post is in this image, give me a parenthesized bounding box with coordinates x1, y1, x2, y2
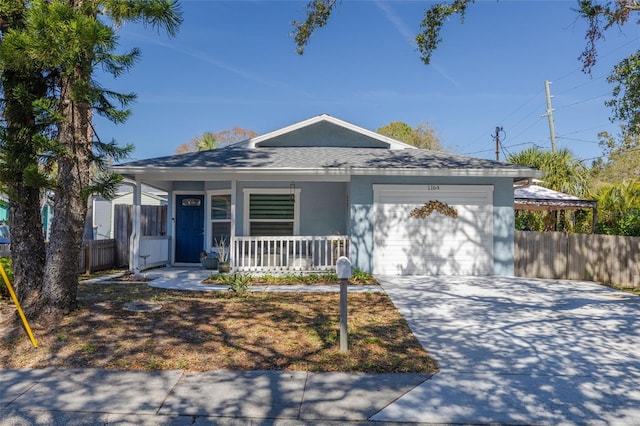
(336, 256, 352, 352)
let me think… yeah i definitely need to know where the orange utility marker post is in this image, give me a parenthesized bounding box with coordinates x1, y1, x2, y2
(0, 262, 38, 348)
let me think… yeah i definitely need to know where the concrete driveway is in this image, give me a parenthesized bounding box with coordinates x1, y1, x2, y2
(374, 276, 640, 425)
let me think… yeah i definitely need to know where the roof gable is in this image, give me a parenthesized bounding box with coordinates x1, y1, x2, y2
(244, 114, 415, 150)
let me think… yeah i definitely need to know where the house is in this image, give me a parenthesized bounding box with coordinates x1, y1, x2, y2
(0, 191, 54, 241)
(0, 193, 8, 223)
(112, 114, 541, 276)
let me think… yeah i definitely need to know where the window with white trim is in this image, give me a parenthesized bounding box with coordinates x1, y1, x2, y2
(243, 188, 300, 236)
(211, 193, 231, 245)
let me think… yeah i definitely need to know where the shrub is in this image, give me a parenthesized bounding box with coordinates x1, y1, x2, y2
(350, 267, 376, 285)
(225, 273, 252, 294)
(0, 257, 12, 299)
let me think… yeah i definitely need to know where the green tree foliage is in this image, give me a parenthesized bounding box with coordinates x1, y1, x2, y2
(377, 121, 442, 150)
(510, 147, 591, 234)
(594, 180, 640, 235)
(589, 130, 640, 235)
(508, 147, 589, 196)
(578, 1, 640, 135)
(0, 1, 52, 311)
(606, 52, 640, 135)
(0, 0, 182, 319)
(292, 0, 339, 55)
(591, 129, 640, 182)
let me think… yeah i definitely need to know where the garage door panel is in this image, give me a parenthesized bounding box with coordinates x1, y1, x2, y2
(373, 185, 494, 276)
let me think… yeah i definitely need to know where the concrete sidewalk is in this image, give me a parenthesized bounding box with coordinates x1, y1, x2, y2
(0, 368, 431, 425)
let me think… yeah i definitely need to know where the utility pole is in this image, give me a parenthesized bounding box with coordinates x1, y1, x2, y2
(544, 80, 557, 153)
(492, 126, 505, 161)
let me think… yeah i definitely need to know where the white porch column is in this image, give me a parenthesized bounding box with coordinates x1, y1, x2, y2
(129, 180, 142, 273)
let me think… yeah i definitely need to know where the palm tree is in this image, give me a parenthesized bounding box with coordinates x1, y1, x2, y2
(509, 147, 591, 233)
(195, 132, 217, 151)
(594, 180, 640, 234)
(509, 147, 589, 196)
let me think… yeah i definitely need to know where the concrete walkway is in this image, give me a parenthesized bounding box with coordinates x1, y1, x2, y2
(86, 266, 384, 293)
(4, 272, 639, 424)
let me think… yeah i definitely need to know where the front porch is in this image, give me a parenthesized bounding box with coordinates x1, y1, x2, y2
(135, 234, 350, 274)
(232, 235, 349, 273)
(123, 177, 351, 274)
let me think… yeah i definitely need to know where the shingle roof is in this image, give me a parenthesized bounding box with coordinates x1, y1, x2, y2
(116, 146, 533, 173)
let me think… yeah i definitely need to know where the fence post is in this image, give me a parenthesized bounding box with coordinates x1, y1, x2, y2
(84, 241, 92, 275)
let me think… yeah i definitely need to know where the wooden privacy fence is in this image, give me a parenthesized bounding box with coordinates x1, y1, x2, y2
(114, 204, 167, 267)
(515, 231, 640, 287)
(2, 241, 116, 274)
(78, 239, 117, 274)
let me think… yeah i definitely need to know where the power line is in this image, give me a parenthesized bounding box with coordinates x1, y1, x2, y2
(555, 93, 609, 110)
(472, 35, 640, 157)
(556, 136, 601, 144)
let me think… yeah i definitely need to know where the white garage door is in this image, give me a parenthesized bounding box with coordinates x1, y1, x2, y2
(373, 185, 494, 275)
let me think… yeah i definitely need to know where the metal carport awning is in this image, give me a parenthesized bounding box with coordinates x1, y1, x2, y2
(514, 183, 597, 232)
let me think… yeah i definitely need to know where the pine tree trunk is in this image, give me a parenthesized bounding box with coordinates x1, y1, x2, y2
(41, 71, 92, 317)
(8, 188, 46, 316)
(0, 65, 47, 317)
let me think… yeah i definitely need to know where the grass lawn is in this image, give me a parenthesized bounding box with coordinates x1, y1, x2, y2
(0, 282, 437, 373)
(608, 285, 640, 296)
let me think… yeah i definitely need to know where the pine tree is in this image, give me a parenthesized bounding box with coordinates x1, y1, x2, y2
(0, 0, 182, 319)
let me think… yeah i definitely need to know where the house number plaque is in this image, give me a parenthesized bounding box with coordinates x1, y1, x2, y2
(181, 198, 201, 207)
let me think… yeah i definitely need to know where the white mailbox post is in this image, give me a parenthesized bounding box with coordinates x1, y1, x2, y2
(336, 256, 351, 352)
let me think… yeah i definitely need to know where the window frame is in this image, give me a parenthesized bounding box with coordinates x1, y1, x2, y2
(207, 190, 232, 250)
(243, 188, 301, 236)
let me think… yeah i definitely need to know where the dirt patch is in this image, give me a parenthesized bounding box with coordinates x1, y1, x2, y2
(123, 301, 163, 312)
(0, 283, 437, 373)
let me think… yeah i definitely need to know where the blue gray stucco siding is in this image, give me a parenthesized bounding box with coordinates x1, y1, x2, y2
(348, 176, 515, 276)
(234, 181, 348, 236)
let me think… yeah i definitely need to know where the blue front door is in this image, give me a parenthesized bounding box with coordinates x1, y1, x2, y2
(175, 195, 204, 263)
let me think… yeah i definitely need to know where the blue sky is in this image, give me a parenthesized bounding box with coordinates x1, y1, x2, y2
(94, 0, 640, 163)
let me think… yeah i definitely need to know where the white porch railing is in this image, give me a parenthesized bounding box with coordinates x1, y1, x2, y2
(139, 236, 170, 271)
(232, 235, 349, 273)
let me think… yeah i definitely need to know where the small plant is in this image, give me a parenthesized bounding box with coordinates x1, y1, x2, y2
(225, 273, 252, 294)
(350, 267, 376, 285)
(173, 359, 189, 370)
(80, 343, 97, 354)
(317, 271, 338, 282)
(215, 237, 229, 263)
(147, 355, 164, 370)
(0, 257, 12, 299)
